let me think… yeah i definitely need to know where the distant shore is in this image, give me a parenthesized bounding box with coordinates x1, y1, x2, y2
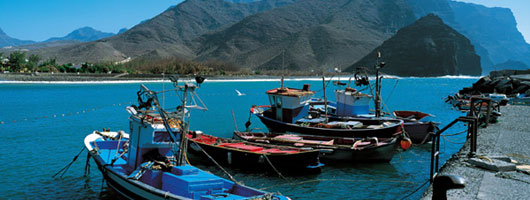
(0, 72, 289, 82)
(0, 72, 484, 83)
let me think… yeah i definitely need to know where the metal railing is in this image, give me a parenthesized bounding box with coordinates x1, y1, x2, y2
(430, 116, 478, 183)
(468, 97, 493, 127)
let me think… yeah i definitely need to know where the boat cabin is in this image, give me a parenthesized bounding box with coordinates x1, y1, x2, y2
(127, 111, 180, 170)
(335, 87, 372, 117)
(266, 84, 315, 123)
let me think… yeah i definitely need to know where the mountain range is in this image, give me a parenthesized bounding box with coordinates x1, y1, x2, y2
(0, 27, 116, 49)
(0, 28, 35, 48)
(2, 0, 529, 76)
(44, 26, 115, 43)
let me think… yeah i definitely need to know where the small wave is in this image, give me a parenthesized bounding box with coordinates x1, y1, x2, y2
(0, 80, 167, 84)
(0, 75, 483, 84)
(403, 75, 482, 79)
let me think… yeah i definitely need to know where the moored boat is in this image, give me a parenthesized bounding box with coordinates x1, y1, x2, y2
(307, 68, 436, 144)
(251, 84, 403, 138)
(84, 77, 290, 200)
(233, 131, 398, 162)
(393, 111, 436, 144)
(186, 131, 322, 173)
(251, 63, 404, 139)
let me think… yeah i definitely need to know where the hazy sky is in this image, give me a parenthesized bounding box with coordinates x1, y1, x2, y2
(0, 0, 528, 43)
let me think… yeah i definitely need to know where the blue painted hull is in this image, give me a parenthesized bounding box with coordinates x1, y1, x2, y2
(85, 132, 290, 200)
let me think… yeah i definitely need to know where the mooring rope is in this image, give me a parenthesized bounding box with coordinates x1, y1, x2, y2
(385, 79, 399, 103)
(441, 135, 466, 145)
(187, 139, 240, 184)
(84, 152, 91, 177)
(52, 146, 86, 178)
(262, 154, 290, 182)
(259, 178, 417, 191)
(399, 179, 430, 200)
(0, 101, 133, 125)
(440, 128, 468, 137)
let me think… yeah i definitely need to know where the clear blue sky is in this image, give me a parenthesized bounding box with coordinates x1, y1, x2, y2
(0, 0, 528, 43)
(0, 0, 182, 41)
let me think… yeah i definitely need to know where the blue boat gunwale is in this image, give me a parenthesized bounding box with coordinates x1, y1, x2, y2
(86, 132, 287, 200)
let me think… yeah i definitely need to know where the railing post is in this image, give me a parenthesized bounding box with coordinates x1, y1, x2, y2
(469, 97, 492, 127)
(430, 129, 437, 183)
(430, 116, 479, 182)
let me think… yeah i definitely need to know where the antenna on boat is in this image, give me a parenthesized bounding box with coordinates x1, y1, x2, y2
(322, 76, 329, 123)
(375, 51, 385, 118)
(162, 72, 165, 109)
(281, 50, 285, 90)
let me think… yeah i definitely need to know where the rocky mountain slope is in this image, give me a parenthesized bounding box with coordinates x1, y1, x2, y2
(347, 14, 481, 76)
(24, 0, 297, 64)
(193, 0, 416, 71)
(406, 0, 530, 74)
(0, 28, 35, 48)
(449, 1, 530, 73)
(7, 0, 524, 77)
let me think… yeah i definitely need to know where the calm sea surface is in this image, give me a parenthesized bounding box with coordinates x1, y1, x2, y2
(0, 77, 477, 199)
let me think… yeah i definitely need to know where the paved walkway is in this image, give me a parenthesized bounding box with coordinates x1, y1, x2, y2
(422, 105, 530, 199)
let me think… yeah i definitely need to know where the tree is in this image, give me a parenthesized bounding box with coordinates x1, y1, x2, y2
(8, 51, 27, 71)
(27, 54, 41, 71)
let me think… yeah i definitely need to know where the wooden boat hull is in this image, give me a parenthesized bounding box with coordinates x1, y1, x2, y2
(255, 112, 403, 138)
(319, 139, 397, 162)
(403, 122, 434, 144)
(233, 132, 398, 162)
(393, 110, 436, 144)
(186, 133, 322, 174)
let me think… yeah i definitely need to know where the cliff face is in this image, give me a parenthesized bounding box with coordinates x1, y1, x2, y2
(449, 1, 530, 73)
(347, 14, 481, 76)
(406, 0, 530, 74)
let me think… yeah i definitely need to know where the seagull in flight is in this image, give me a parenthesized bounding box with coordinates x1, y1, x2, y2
(235, 89, 246, 96)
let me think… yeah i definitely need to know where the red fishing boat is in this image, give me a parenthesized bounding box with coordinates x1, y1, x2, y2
(233, 131, 399, 162)
(185, 131, 323, 174)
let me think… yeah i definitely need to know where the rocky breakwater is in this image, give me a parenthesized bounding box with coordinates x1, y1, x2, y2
(459, 74, 530, 97)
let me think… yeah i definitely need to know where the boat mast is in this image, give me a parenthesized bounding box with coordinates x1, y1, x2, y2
(281, 50, 285, 90)
(177, 84, 189, 166)
(322, 76, 328, 123)
(374, 51, 384, 118)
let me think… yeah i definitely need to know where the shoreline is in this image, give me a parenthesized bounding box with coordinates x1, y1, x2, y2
(421, 105, 530, 199)
(0, 73, 480, 83)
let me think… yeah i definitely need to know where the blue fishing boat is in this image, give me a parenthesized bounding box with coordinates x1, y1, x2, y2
(84, 76, 290, 200)
(250, 82, 404, 138)
(309, 65, 436, 144)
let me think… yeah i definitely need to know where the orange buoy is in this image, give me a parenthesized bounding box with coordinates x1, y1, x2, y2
(400, 137, 412, 151)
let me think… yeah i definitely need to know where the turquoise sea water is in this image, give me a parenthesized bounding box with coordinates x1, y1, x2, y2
(0, 77, 477, 199)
